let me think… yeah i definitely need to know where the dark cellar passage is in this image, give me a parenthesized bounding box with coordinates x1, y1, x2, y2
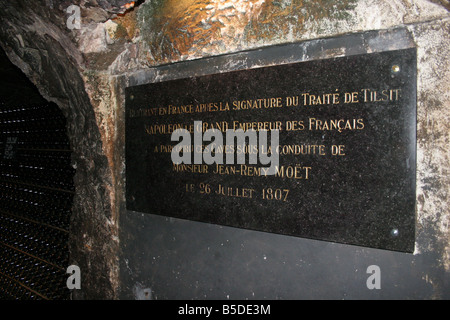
(0, 48, 74, 299)
(0, 0, 447, 301)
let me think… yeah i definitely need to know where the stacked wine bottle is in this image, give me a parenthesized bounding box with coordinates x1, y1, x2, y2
(0, 102, 74, 300)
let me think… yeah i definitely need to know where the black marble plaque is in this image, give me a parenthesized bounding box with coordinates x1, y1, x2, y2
(125, 48, 417, 252)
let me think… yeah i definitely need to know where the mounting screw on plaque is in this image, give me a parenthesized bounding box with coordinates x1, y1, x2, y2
(391, 65, 400, 73)
(133, 283, 153, 300)
(390, 228, 399, 237)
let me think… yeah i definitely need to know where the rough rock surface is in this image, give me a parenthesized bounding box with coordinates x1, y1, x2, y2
(0, 0, 448, 299)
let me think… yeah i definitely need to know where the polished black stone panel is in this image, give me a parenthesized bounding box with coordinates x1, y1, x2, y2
(125, 48, 416, 252)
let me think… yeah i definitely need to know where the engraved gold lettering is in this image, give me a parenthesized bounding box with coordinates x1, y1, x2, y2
(301, 91, 340, 106)
(286, 96, 299, 106)
(185, 183, 195, 193)
(274, 165, 311, 180)
(308, 118, 365, 132)
(215, 184, 256, 198)
(173, 164, 209, 173)
(262, 188, 290, 201)
(285, 120, 305, 131)
(276, 144, 326, 156)
(331, 145, 346, 156)
(361, 88, 401, 102)
(232, 121, 283, 131)
(213, 164, 236, 175)
(168, 104, 194, 115)
(344, 92, 359, 103)
(232, 97, 282, 110)
(240, 164, 261, 177)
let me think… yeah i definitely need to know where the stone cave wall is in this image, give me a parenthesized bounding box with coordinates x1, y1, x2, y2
(0, 0, 448, 299)
(0, 0, 121, 299)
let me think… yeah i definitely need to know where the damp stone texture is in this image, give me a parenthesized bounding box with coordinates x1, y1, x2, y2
(0, 0, 448, 299)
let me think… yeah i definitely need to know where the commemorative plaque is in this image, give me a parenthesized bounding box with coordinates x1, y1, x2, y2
(125, 48, 417, 252)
